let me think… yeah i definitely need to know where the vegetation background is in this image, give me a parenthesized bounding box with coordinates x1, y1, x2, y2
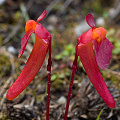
(0, 0, 120, 119)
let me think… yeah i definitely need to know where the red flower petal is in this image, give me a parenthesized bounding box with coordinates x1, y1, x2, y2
(18, 30, 34, 58)
(78, 29, 92, 44)
(35, 23, 50, 41)
(92, 38, 113, 69)
(77, 42, 115, 108)
(37, 10, 47, 23)
(7, 36, 48, 100)
(86, 14, 95, 28)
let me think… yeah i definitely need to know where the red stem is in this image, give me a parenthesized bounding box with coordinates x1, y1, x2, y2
(64, 51, 78, 120)
(46, 36, 52, 120)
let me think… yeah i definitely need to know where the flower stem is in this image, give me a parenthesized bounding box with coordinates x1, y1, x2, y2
(46, 36, 52, 120)
(64, 51, 78, 120)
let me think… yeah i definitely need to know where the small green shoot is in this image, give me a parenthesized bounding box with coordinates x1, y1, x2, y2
(96, 108, 104, 120)
(55, 44, 75, 60)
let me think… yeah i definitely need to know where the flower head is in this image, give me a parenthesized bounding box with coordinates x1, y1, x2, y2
(77, 14, 115, 108)
(92, 27, 106, 42)
(7, 10, 51, 100)
(18, 10, 50, 58)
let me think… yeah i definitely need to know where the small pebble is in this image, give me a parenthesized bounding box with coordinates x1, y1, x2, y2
(108, 8, 116, 18)
(48, 15, 58, 25)
(57, 96, 66, 104)
(14, 104, 24, 109)
(7, 46, 17, 54)
(96, 17, 105, 26)
(47, 25, 55, 31)
(0, 0, 6, 6)
(74, 21, 90, 36)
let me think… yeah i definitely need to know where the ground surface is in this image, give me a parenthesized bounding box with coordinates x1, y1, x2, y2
(0, 0, 120, 120)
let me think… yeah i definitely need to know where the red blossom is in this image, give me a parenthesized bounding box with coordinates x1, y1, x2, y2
(7, 10, 51, 100)
(77, 14, 115, 108)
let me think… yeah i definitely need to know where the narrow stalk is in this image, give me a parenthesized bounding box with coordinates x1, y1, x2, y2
(46, 36, 52, 120)
(64, 52, 78, 120)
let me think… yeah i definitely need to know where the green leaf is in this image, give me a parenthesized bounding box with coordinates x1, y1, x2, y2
(51, 74, 57, 81)
(65, 44, 74, 52)
(55, 54, 63, 60)
(96, 109, 104, 120)
(114, 41, 120, 48)
(113, 41, 120, 55)
(103, 12, 108, 19)
(58, 73, 65, 79)
(113, 48, 120, 55)
(62, 50, 69, 56)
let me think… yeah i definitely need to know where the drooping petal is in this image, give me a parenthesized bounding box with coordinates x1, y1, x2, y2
(77, 42, 115, 108)
(78, 29, 92, 44)
(18, 30, 34, 58)
(86, 14, 95, 28)
(35, 23, 50, 42)
(37, 10, 47, 23)
(7, 35, 48, 100)
(92, 38, 113, 69)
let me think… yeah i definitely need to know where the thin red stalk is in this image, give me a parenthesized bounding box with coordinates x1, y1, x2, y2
(46, 36, 52, 120)
(64, 51, 78, 120)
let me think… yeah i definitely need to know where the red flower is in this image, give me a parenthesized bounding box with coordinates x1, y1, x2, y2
(77, 14, 115, 108)
(7, 10, 51, 100)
